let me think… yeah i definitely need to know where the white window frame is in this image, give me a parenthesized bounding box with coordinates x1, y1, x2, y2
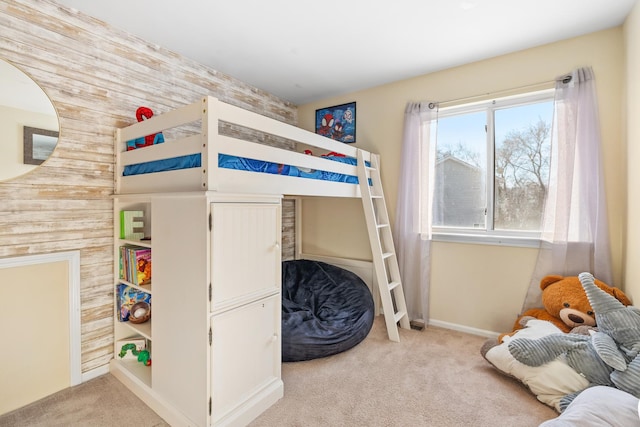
(430, 89, 555, 248)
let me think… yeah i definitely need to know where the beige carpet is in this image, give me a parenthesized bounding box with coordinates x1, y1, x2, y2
(252, 317, 557, 427)
(0, 373, 167, 427)
(0, 317, 557, 426)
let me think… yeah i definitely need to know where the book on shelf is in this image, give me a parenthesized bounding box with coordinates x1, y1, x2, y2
(134, 248, 151, 286)
(119, 245, 151, 286)
(120, 210, 145, 240)
(117, 284, 151, 322)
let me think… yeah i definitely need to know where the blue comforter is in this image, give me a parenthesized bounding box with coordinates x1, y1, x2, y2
(123, 153, 363, 184)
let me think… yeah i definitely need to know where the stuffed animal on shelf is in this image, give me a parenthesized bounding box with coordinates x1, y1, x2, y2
(137, 349, 151, 366)
(498, 274, 631, 343)
(118, 342, 151, 366)
(507, 272, 638, 411)
(125, 106, 165, 151)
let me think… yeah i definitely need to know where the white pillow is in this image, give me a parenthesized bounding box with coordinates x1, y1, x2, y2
(540, 385, 640, 426)
(484, 319, 590, 411)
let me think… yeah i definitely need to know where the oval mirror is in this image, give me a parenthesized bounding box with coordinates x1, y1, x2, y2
(0, 59, 59, 181)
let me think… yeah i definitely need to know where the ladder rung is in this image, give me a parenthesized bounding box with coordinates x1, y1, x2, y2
(382, 252, 394, 259)
(394, 310, 407, 323)
(371, 195, 383, 199)
(376, 223, 389, 229)
(388, 281, 401, 291)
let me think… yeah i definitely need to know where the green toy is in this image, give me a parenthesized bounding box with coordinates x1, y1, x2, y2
(137, 349, 151, 366)
(118, 343, 152, 366)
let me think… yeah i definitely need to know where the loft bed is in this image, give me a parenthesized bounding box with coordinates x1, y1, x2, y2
(115, 95, 406, 346)
(112, 96, 408, 426)
(115, 93, 382, 335)
(115, 96, 373, 197)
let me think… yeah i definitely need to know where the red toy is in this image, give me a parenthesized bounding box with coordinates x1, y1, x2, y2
(126, 106, 165, 150)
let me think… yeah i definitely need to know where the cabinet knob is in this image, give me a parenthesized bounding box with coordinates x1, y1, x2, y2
(271, 334, 278, 342)
(274, 242, 280, 249)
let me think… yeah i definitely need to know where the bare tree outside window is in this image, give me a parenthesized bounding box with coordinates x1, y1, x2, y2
(495, 116, 551, 231)
(431, 93, 553, 236)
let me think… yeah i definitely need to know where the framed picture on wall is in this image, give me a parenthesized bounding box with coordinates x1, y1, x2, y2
(23, 126, 59, 165)
(315, 102, 356, 143)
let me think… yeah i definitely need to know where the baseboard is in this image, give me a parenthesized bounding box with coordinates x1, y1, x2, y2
(110, 360, 194, 427)
(427, 319, 500, 339)
(81, 364, 110, 383)
(214, 379, 284, 427)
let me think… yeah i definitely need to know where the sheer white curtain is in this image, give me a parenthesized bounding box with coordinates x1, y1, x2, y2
(522, 66, 613, 311)
(394, 102, 438, 323)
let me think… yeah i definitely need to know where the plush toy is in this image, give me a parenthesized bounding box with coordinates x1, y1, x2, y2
(481, 319, 591, 412)
(499, 275, 631, 342)
(125, 106, 165, 151)
(137, 349, 152, 366)
(507, 272, 638, 411)
(508, 320, 617, 411)
(118, 343, 151, 366)
(578, 272, 640, 398)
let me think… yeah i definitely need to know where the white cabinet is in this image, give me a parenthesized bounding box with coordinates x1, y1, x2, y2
(211, 294, 281, 426)
(111, 192, 283, 427)
(211, 203, 281, 312)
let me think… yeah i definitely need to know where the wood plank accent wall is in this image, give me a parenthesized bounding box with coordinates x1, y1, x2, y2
(0, 0, 298, 373)
(282, 198, 296, 261)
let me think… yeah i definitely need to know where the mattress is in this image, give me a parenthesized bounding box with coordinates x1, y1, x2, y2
(123, 153, 364, 184)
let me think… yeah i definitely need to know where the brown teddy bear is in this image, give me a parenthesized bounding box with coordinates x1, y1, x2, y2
(498, 274, 632, 343)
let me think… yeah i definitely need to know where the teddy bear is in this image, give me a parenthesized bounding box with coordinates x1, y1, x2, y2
(498, 274, 631, 343)
(507, 272, 639, 410)
(479, 275, 632, 412)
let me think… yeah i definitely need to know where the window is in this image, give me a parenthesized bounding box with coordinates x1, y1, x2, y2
(431, 90, 554, 246)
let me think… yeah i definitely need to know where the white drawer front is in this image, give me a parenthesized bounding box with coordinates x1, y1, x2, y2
(211, 295, 281, 424)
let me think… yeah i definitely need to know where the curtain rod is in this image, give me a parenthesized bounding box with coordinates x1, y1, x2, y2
(435, 78, 558, 108)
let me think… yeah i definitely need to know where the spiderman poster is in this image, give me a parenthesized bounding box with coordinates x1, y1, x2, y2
(315, 102, 356, 143)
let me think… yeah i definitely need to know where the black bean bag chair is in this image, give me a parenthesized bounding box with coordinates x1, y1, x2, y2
(282, 260, 375, 362)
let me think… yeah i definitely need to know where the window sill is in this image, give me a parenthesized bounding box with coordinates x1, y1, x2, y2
(430, 232, 541, 248)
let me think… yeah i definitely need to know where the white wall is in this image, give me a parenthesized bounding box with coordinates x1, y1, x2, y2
(298, 29, 626, 334)
(0, 261, 69, 414)
(624, 4, 640, 301)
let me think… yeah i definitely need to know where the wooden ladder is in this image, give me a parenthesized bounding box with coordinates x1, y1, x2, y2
(356, 150, 410, 342)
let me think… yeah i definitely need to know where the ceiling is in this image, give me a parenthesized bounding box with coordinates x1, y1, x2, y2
(55, 0, 638, 105)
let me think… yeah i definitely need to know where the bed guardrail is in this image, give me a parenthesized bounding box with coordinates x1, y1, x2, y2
(115, 96, 373, 196)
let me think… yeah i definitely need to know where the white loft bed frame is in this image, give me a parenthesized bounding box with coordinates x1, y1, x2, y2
(114, 96, 409, 341)
(112, 96, 409, 426)
(115, 95, 381, 310)
(115, 96, 374, 197)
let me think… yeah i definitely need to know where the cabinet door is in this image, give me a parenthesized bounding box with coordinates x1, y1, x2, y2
(210, 295, 281, 424)
(211, 203, 280, 310)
